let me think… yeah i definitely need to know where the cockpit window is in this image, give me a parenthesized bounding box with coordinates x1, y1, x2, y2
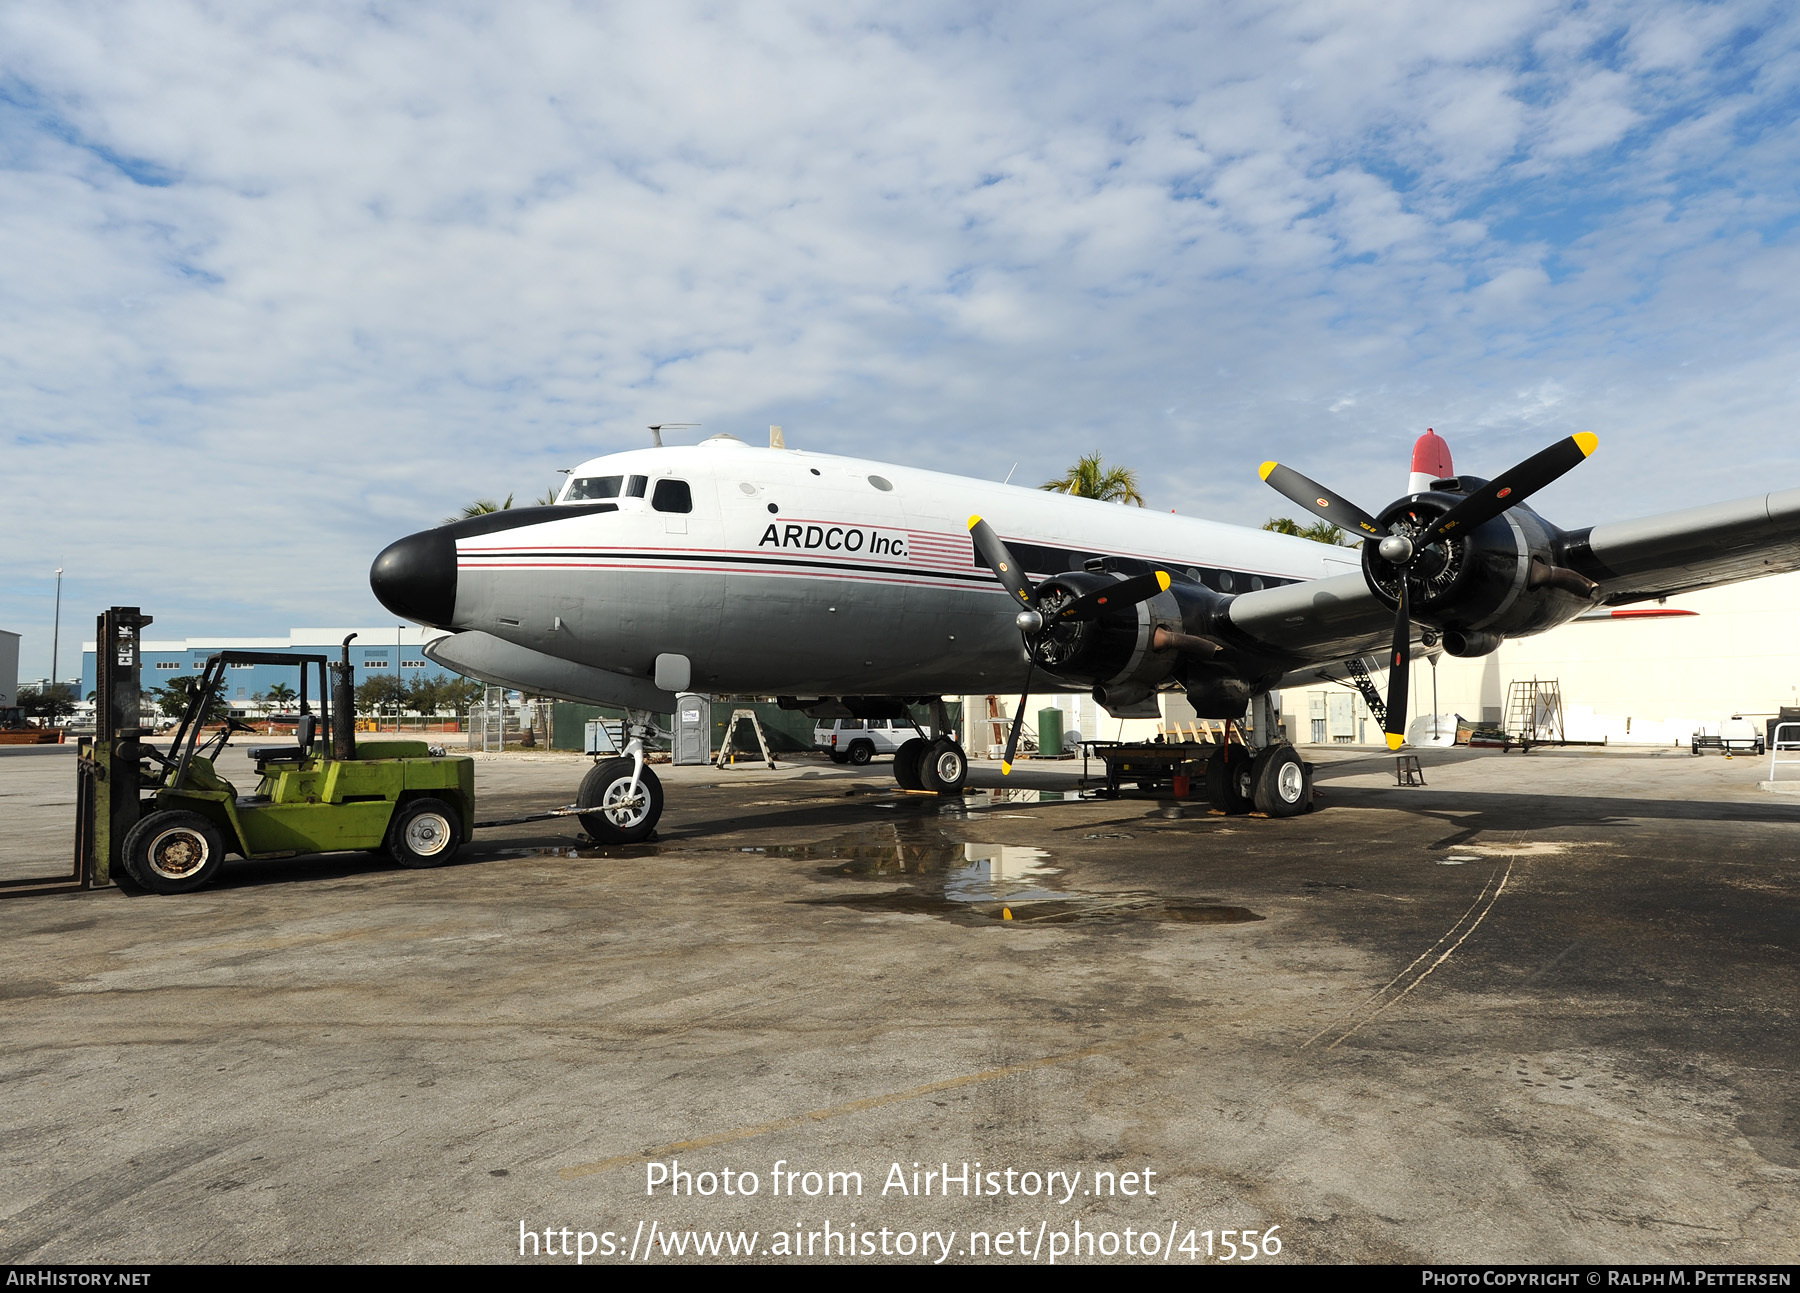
(565, 475, 623, 501)
(627, 475, 648, 498)
(652, 479, 692, 514)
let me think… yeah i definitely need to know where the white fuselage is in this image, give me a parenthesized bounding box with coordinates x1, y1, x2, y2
(441, 436, 1356, 700)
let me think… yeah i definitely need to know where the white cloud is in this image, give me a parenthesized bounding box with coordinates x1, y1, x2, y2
(3, 1, 1800, 671)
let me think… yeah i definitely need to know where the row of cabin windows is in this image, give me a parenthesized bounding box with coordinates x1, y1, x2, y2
(563, 475, 692, 513)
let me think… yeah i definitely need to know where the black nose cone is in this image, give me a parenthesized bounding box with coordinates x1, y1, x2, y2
(371, 528, 458, 629)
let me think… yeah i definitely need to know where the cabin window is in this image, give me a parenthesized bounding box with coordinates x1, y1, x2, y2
(867, 474, 893, 491)
(566, 475, 624, 501)
(652, 479, 692, 513)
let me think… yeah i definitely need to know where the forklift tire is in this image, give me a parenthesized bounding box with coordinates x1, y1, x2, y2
(893, 738, 928, 790)
(1251, 745, 1310, 817)
(1205, 745, 1254, 815)
(387, 798, 464, 869)
(577, 758, 664, 845)
(122, 810, 227, 894)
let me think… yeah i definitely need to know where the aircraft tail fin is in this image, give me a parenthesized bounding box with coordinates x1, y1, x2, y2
(1409, 428, 1454, 495)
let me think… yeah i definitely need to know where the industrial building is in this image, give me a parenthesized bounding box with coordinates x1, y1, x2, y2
(79, 626, 466, 709)
(0, 628, 17, 708)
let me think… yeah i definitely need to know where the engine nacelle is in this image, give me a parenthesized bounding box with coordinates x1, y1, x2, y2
(1029, 572, 1262, 717)
(1361, 480, 1601, 644)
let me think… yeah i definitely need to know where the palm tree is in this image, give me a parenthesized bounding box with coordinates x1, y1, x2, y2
(445, 493, 515, 525)
(1263, 517, 1353, 546)
(1040, 454, 1145, 506)
(264, 681, 297, 709)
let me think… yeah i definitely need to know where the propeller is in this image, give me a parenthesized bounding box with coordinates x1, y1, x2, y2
(969, 516, 1172, 774)
(1259, 432, 1597, 750)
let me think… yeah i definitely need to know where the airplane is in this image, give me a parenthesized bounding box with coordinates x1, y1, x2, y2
(369, 426, 1800, 844)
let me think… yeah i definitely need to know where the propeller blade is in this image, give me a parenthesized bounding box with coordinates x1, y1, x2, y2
(1258, 462, 1385, 540)
(1054, 569, 1172, 621)
(969, 516, 1037, 609)
(1384, 578, 1410, 751)
(1416, 433, 1597, 547)
(1001, 658, 1035, 776)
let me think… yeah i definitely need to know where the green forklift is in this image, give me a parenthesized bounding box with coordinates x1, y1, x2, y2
(124, 636, 475, 894)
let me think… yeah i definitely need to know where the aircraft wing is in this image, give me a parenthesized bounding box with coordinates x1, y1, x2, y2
(1219, 485, 1800, 671)
(1560, 487, 1800, 603)
(1222, 571, 1393, 667)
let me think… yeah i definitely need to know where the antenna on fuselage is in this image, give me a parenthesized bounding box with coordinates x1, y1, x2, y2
(648, 423, 699, 448)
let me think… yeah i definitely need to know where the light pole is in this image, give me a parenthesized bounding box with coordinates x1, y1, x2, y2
(50, 567, 62, 691)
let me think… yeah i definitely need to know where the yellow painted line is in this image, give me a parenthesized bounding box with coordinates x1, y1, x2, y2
(557, 1037, 1138, 1179)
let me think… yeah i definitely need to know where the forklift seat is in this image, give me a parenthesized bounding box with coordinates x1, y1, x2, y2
(248, 714, 317, 767)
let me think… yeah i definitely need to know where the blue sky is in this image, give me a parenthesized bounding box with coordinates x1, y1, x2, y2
(4, 1, 1800, 678)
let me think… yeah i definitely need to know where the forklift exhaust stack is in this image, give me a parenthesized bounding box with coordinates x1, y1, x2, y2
(331, 633, 358, 761)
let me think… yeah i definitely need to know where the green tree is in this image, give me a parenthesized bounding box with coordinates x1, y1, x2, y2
(151, 676, 228, 723)
(445, 493, 514, 525)
(355, 674, 408, 716)
(1263, 517, 1354, 546)
(16, 683, 77, 721)
(264, 681, 297, 709)
(1040, 454, 1145, 506)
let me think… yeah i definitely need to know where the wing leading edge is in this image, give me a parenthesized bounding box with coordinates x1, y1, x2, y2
(1217, 485, 1800, 673)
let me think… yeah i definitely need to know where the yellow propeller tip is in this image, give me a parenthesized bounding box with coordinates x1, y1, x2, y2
(967, 514, 983, 530)
(1573, 432, 1598, 457)
(1258, 461, 1278, 481)
(1002, 907, 1013, 920)
(1155, 571, 1171, 591)
(1386, 734, 1405, 751)
(1001, 762, 1013, 775)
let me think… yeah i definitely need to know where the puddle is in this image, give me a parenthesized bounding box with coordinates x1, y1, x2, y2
(503, 844, 662, 860)
(942, 789, 1071, 817)
(779, 827, 1262, 928)
(804, 892, 1262, 926)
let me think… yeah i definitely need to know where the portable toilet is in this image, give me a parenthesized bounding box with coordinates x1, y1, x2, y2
(673, 694, 712, 765)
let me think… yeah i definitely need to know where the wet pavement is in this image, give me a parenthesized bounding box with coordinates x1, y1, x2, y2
(1, 744, 1797, 1263)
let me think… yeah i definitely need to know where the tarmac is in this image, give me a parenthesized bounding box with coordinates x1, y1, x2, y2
(1, 740, 1797, 1264)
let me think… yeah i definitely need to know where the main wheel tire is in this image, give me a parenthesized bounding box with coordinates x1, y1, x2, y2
(829, 749, 851, 764)
(576, 758, 664, 845)
(122, 810, 228, 894)
(387, 797, 464, 868)
(917, 739, 968, 794)
(893, 738, 928, 790)
(1252, 745, 1310, 817)
(1205, 744, 1254, 814)
(846, 740, 874, 766)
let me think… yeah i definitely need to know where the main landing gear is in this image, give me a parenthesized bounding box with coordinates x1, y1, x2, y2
(892, 698, 968, 794)
(894, 736, 969, 794)
(1203, 739, 1310, 817)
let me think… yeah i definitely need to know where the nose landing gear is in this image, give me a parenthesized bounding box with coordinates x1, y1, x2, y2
(576, 709, 667, 844)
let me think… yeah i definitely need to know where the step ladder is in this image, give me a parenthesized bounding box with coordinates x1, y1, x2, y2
(715, 709, 777, 769)
(1504, 678, 1564, 744)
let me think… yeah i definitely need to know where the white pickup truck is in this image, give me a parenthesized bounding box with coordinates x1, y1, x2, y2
(814, 718, 932, 765)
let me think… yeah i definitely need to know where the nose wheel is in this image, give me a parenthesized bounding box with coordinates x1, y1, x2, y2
(577, 757, 664, 844)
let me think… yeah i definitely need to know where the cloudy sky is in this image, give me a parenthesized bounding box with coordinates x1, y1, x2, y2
(4, 0, 1799, 676)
